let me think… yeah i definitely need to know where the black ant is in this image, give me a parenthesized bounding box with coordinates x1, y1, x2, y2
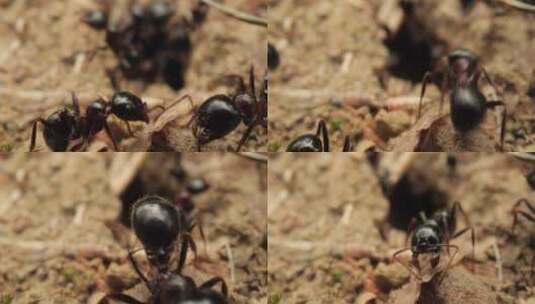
(192, 66, 267, 152)
(286, 120, 352, 152)
(418, 48, 507, 150)
(99, 196, 228, 304)
(511, 198, 535, 278)
(393, 202, 475, 281)
(84, 1, 207, 90)
(29, 91, 155, 152)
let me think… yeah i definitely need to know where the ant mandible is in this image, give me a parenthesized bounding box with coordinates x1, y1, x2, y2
(30, 91, 155, 152)
(192, 66, 267, 152)
(418, 48, 507, 150)
(286, 120, 352, 152)
(99, 196, 228, 304)
(393, 201, 475, 281)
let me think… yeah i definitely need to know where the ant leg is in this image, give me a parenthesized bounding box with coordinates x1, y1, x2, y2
(486, 100, 506, 151)
(106, 68, 121, 91)
(439, 72, 448, 116)
(176, 237, 189, 273)
(71, 92, 80, 117)
(103, 121, 119, 151)
(481, 67, 501, 98)
(200, 276, 228, 297)
(437, 244, 460, 274)
(127, 248, 152, 292)
(160, 94, 196, 120)
(98, 293, 144, 304)
(236, 120, 258, 152)
(125, 121, 134, 136)
(512, 210, 535, 235)
(29, 119, 46, 152)
(317, 120, 329, 152)
(342, 136, 352, 152)
(418, 72, 432, 120)
(393, 248, 423, 281)
(511, 198, 535, 234)
(451, 202, 476, 269)
(405, 217, 419, 247)
(248, 65, 256, 98)
(182, 233, 198, 261)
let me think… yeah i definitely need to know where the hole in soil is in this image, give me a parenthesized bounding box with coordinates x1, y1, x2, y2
(119, 175, 146, 227)
(383, 174, 448, 231)
(382, 4, 446, 83)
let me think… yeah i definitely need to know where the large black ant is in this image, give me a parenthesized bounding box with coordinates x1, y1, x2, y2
(418, 48, 507, 150)
(29, 91, 156, 152)
(393, 202, 475, 281)
(99, 196, 228, 304)
(286, 120, 352, 152)
(191, 66, 267, 151)
(84, 1, 207, 90)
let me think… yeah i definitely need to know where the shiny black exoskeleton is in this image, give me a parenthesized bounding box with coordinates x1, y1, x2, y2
(131, 196, 184, 270)
(418, 48, 506, 150)
(84, 1, 207, 90)
(99, 195, 228, 304)
(30, 93, 83, 152)
(286, 120, 352, 152)
(29, 91, 151, 152)
(192, 67, 267, 151)
(393, 202, 475, 280)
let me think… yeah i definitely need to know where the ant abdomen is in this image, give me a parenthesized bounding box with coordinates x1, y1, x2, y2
(450, 83, 487, 133)
(131, 196, 182, 265)
(42, 111, 77, 152)
(110, 91, 150, 123)
(193, 95, 242, 145)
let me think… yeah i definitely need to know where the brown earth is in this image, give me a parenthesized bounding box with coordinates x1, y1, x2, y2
(0, 153, 267, 303)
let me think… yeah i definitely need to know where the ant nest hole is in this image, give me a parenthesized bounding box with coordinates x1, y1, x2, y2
(378, 154, 454, 231)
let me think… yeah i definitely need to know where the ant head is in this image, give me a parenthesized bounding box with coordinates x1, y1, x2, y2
(110, 91, 149, 123)
(186, 178, 210, 195)
(234, 93, 256, 125)
(448, 49, 478, 84)
(194, 95, 242, 145)
(411, 225, 441, 254)
(42, 108, 78, 151)
(286, 135, 323, 152)
(131, 196, 181, 268)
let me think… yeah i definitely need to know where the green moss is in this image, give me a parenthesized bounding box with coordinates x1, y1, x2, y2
(268, 142, 281, 152)
(331, 269, 344, 283)
(0, 143, 13, 152)
(330, 119, 344, 132)
(63, 266, 78, 284)
(269, 293, 282, 304)
(0, 294, 13, 304)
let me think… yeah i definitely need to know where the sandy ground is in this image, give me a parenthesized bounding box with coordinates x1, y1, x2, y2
(268, 0, 535, 152)
(268, 153, 535, 303)
(0, 0, 267, 152)
(0, 153, 267, 303)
